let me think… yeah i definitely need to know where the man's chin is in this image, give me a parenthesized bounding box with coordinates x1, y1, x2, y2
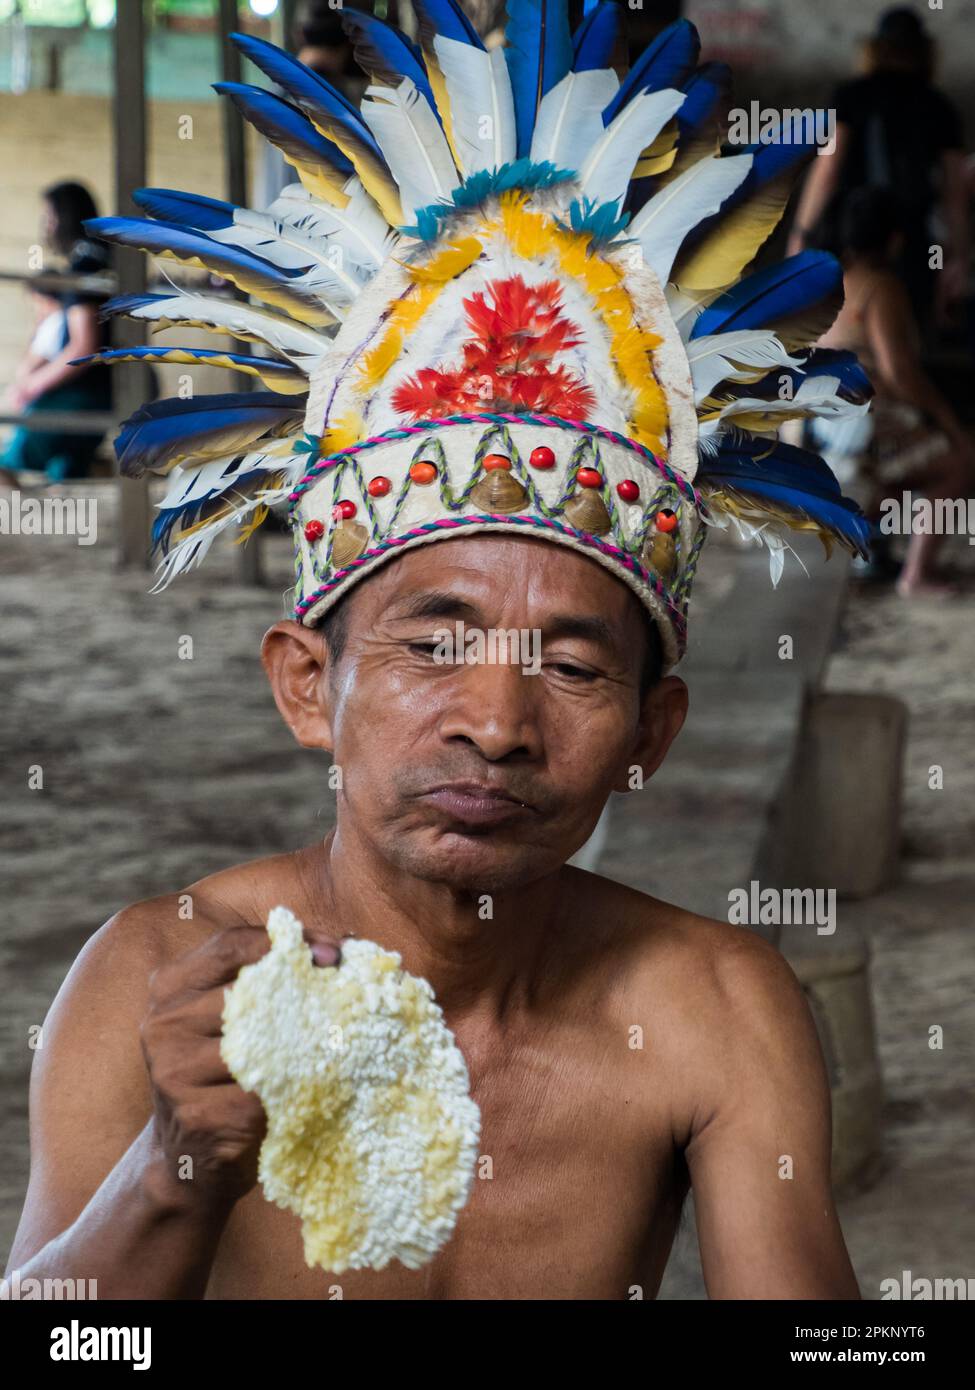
(384, 826, 566, 894)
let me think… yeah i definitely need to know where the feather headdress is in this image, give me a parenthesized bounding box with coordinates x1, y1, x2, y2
(82, 1, 870, 669)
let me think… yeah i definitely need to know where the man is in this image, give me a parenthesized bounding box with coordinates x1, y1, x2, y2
(6, 532, 858, 1299)
(12, 7, 867, 1298)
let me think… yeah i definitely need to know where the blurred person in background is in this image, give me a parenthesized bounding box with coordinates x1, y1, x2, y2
(787, 5, 969, 334)
(810, 186, 974, 597)
(255, 1, 362, 208)
(1, 181, 112, 483)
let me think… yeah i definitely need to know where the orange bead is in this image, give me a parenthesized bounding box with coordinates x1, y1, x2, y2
(483, 453, 511, 471)
(655, 509, 678, 533)
(409, 461, 437, 485)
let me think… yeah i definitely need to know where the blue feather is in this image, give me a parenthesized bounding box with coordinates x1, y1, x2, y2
(133, 188, 236, 231)
(339, 8, 441, 122)
(86, 216, 306, 282)
(115, 392, 304, 477)
(697, 433, 870, 554)
(602, 18, 700, 124)
(412, 0, 484, 49)
(402, 158, 574, 238)
(231, 32, 382, 159)
(150, 465, 273, 550)
(560, 197, 631, 243)
(213, 81, 354, 175)
(99, 291, 170, 322)
(571, 0, 620, 71)
(72, 345, 306, 381)
(690, 251, 843, 339)
(796, 349, 873, 402)
(503, 0, 573, 159)
(676, 62, 730, 133)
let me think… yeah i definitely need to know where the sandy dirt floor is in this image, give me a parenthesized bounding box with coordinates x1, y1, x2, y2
(1, 485, 973, 1296)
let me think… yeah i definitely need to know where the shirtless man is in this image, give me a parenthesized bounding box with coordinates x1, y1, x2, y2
(6, 535, 860, 1300)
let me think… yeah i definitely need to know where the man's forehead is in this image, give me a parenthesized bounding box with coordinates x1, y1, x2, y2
(366, 535, 640, 627)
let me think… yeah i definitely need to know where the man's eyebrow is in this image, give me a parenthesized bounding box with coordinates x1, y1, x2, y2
(387, 591, 484, 624)
(543, 615, 620, 649)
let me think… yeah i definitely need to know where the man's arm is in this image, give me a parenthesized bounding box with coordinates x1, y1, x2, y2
(684, 933, 860, 1299)
(5, 905, 273, 1299)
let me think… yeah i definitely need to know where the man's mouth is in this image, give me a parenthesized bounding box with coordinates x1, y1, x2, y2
(420, 781, 533, 828)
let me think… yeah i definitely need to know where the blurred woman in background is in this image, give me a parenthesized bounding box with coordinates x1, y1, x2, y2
(811, 186, 974, 596)
(1, 180, 112, 483)
(788, 5, 969, 333)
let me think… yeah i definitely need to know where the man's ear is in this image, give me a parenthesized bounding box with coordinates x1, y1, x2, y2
(261, 620, 336, 750)
(611, 675, 688, 793)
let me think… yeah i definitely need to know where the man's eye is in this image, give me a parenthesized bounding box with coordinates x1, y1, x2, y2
(408, 641, 441, 656)
(549, 661, 597, 681)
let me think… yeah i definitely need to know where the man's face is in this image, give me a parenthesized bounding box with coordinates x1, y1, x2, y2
(267, 535, 686, 893)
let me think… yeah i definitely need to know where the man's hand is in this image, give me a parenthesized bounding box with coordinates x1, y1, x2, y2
(6, 901, 340, 1298)
(142, 926, 341, 1208)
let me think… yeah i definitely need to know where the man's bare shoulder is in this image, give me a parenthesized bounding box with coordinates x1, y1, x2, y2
(90, 842, 324, 975)
(563, 865, 805, 1028)
(565, 867, 824, 1138)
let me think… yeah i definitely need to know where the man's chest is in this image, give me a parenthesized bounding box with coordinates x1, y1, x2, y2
(206, 1035, 686, 1299)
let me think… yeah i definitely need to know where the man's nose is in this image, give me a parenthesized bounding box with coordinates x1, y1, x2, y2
(438, 659, 543, 761)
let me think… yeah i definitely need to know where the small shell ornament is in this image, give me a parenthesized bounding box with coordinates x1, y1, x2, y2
(470, 470, 529, 513)
(563, 490, 612, 536)
(330, 520, 370, 567)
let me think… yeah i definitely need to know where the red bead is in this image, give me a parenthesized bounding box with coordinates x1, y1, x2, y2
(332, 500, 357, 521)
(483, 453, 511, 471)
(303, 519, 325, 542)
(617, 479, 640, 503)
(655, 509, 678, 533)
(367, 475, 391, 497)
(576, 467, 603, 489)
(409, 461, 437, 484)
(529, 445, 556, 470)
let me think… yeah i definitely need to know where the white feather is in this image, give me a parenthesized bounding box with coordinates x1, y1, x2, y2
(204, 210, 363, 305)
(270, 180, 399, 274)
(712, 376, 870, 427)
(665, 283, 717, 341)
(432, 37, 516, 175)
(118, 294, 333, 360)
(360, 78, 459, 220)
(158, 447, 301, 510)
(529, 69, 619, 170)
(578, 88, 686, 208)
(687, 329, 802, 403)
(629, 152, 753, 285)
(150, 482, 295, 591)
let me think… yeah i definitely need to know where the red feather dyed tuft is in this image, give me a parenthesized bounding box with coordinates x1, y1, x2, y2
(392, 275, 596, 420)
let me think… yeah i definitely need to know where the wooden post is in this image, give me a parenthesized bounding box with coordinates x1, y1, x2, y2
(113, 0, 151, 569)
(218, 0, 263, 586)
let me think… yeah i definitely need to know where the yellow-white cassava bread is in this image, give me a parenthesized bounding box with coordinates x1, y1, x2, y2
(221, 906, 481, 1273)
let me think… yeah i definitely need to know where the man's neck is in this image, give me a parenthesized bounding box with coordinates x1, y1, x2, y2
(296, 825, 569, 1023)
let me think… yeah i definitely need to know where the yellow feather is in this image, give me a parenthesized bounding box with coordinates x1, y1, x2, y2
(633, 118, 680, 178)
(291, 160, 352, 208)
(321, 413, 365, 454)
(234, 504, 270, 544)
(305, 115, 404, 227)
(424, 58, 462, 169)
(674, 169, 796, 292)
(705, 484, 839, 557)
(355, 283, 442, 393)
(404, 237, 483, 283)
